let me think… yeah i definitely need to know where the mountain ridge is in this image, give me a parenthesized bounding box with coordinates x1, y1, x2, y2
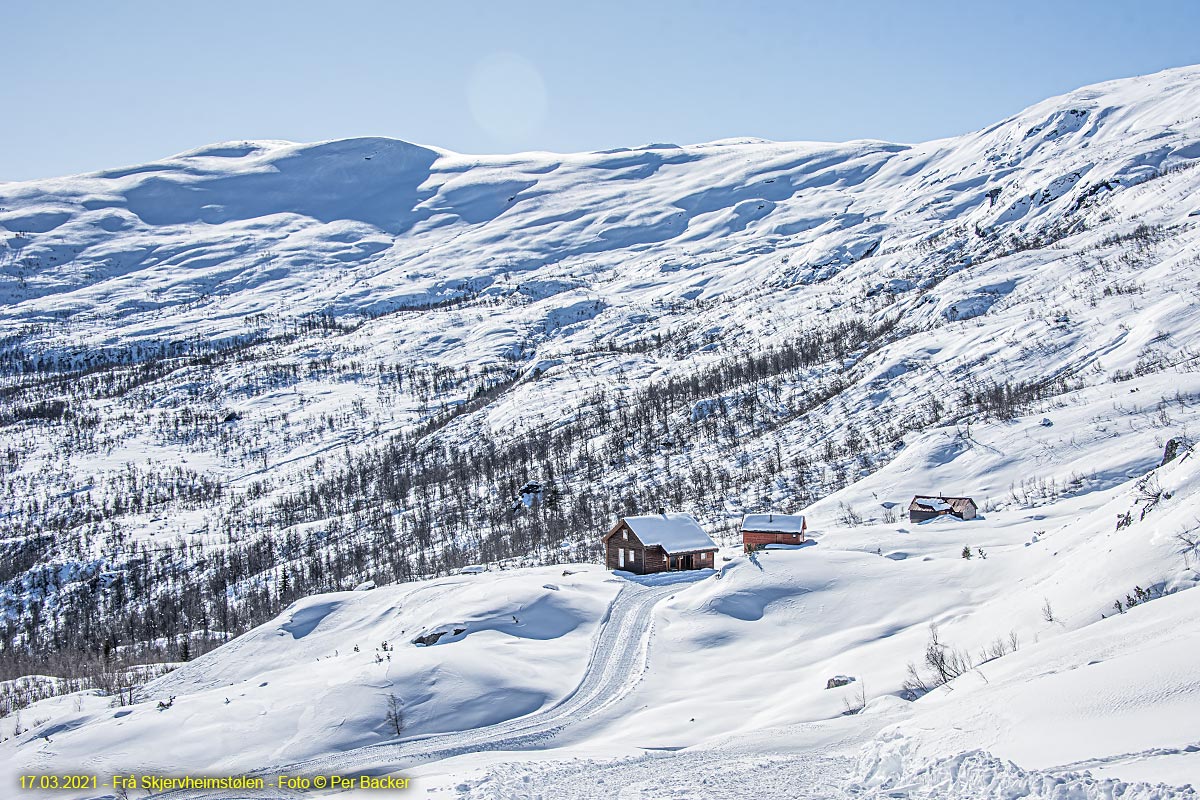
(3, 64, 1199, 345)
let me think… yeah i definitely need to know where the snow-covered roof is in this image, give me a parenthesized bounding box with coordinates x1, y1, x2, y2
(617, 513, 717, 553)
(740, 513, 806, 533)
(909, 495, 976, 513)
(916, 498, 951, 512)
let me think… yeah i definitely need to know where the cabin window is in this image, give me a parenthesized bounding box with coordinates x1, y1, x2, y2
(618, 549, 624, 568)
(629, 549, 636, 563)
(622, 530, 628, 540)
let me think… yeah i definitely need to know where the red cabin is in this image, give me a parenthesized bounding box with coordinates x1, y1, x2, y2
(741, 512, 807, 552)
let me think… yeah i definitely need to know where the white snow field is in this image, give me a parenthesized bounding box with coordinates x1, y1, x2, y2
(3, 64, 1200, 798)
(5, 390, 1200, 797)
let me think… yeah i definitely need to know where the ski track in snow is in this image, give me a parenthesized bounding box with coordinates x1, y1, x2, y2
(152, 575, 698, 800)
(1052, 743, 1200, 775)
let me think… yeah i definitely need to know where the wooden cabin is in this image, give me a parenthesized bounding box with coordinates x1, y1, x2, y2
(908, 495, 977, 523)
(741, 512, 807, 552)
(603, 512, 718, 574)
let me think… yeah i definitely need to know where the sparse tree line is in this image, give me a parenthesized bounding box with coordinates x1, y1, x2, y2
(0, 303, 928, 706)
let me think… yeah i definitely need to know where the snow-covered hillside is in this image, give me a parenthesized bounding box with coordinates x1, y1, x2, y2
(5, 405, 1198, 797)
(2, 65, 1200, 796)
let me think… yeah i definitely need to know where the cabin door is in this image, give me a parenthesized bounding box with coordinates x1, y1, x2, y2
(681, 554, 694, 570)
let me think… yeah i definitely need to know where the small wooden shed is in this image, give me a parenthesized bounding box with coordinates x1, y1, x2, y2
(908, 495, 977, 523)
(741, 512, 807, 552)
(603, 512, 718, 575)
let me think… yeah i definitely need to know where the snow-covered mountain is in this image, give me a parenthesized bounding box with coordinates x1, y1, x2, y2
(2, 65, 1200, 797)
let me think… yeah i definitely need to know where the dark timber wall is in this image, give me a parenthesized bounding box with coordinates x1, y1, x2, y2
(604, 521, 715, 573)
(742, 530, 806, 552)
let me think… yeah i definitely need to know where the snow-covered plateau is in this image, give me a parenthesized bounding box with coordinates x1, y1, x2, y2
(3, 66, 1200, 797)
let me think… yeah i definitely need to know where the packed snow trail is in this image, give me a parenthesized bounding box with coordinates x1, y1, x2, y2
(450, 752, 856, 799)
(849, 749, 1199, 800)
(152, 573, 702, 800)
(449, 743, 1198, 800)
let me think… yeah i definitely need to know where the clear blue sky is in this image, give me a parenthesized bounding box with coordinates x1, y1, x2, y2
(5, 0, 1199, 181)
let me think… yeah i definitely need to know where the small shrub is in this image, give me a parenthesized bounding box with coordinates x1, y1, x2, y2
(838, 503, 864, 526)
(1176, 528, 1200, 568)
(1135, 474, 1169, 520)
(903, 624, 972, 698)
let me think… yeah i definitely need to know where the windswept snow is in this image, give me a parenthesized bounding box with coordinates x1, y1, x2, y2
(4, 567, 619, 785)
